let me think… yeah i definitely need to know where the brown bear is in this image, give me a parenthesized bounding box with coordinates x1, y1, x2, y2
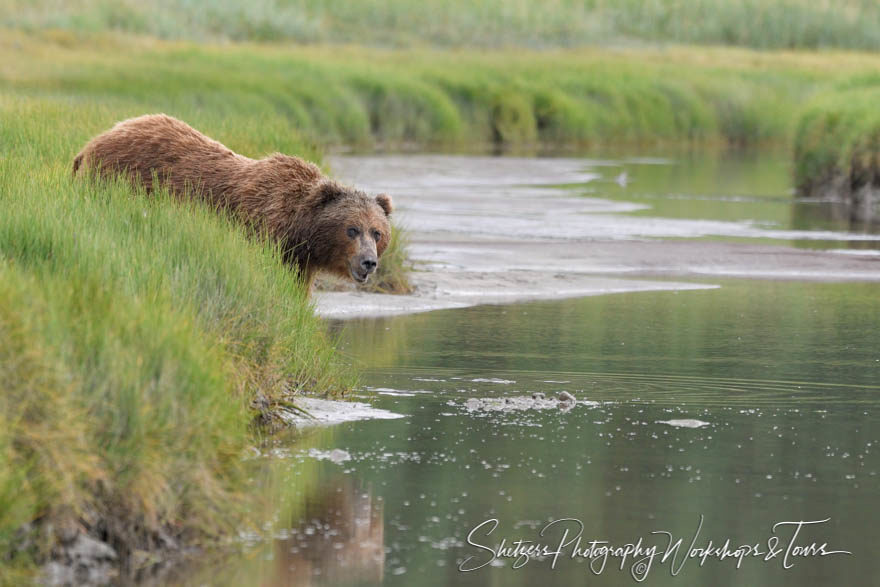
(73, 114, 392, 290)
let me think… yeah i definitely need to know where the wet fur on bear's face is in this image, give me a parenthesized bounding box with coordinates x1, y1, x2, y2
(285, 182, 393, 284)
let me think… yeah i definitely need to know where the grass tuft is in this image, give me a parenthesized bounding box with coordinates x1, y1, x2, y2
(793, 83, 880, 220)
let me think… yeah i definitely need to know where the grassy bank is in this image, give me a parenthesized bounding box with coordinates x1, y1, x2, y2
(794, 82, 880, 221)
(4, 0, 880, 51)
(0, 95, 357, 580)
(6, 33, 880, 154)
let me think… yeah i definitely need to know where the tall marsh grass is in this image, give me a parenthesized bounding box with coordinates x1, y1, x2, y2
(6, 33, 875, 152)
(3, 0, 880, 50)
(0, 96, 355, 578)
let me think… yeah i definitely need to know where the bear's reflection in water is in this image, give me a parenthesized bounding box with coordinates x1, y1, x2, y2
(267, 477, 385, 587)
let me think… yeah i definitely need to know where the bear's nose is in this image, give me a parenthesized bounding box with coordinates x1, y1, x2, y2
(361, 258, 377, 273)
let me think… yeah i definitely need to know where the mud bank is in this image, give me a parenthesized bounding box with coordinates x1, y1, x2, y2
(316, 155, 880, 319)
(315, 272, 715, 318)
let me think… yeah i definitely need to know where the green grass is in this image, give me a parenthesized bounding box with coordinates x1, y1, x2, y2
(0, 95, 356, 579)
(4, 0, 880, 50)
(794, 82, 880, 205)
(7, 33, 880, 153)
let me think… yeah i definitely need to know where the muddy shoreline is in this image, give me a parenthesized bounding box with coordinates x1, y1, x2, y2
(317, 155, 880, 320)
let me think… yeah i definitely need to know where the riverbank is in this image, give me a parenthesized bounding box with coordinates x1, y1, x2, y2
(0, 97, 355, 582)
(794, 85, 880, 223)
(6, 32, 880, 153)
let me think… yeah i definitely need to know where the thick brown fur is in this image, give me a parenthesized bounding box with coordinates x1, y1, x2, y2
(74, 114, 392, 289)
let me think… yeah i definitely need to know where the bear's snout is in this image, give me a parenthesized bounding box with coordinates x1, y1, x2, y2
(351, 254, 378, 283)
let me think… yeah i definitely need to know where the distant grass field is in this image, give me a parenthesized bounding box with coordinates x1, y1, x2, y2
(3, 0, 880, 51)
(6, 32, 880, 154)
(0, 94, 357, 579)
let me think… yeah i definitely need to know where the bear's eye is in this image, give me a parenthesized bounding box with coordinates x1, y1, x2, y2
(347, 227, 359, 239)
(371, 230, 381, 242)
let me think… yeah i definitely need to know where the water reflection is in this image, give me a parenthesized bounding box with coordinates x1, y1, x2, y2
(183, 430, 386, 587)
(790, 200, 880, 243)
(266, 477, 385, 587)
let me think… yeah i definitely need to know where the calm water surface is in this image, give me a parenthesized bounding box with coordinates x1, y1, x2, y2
(196, 152, 879, 586)
(575, 149, 880, 246)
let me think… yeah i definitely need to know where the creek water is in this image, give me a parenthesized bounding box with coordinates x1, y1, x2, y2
(194, 150, 879, 586)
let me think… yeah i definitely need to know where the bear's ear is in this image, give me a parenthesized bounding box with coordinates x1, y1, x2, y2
(315, 182, 343, 208)
(376, 193, 392, 216)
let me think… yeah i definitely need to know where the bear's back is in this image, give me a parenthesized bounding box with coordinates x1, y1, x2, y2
(75, 114, 248, 195)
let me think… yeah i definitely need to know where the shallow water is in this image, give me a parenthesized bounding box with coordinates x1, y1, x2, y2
(329, 149, 880, 249)
(194, 151, 880, 586)
(586, 150, 880, 249)
(197, 280, 880, 586)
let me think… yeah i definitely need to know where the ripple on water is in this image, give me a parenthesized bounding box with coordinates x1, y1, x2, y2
(657, 419, 711, 429)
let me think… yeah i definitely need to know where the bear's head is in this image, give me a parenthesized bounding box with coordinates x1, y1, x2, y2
(296, 181, 393, 284)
